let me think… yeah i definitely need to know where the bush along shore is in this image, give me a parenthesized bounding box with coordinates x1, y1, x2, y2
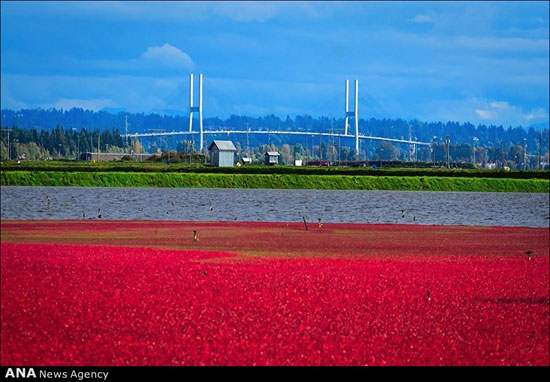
(1, 161, 549, 179)
(1, 170, 548, 192)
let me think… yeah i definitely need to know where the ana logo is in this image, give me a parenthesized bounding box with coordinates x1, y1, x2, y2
(4, 368, 36, 378)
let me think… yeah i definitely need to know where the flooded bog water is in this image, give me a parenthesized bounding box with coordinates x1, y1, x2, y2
(1, 186, 549, 227)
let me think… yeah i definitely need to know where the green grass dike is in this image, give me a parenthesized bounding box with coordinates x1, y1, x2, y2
(1, 170, 548, 192)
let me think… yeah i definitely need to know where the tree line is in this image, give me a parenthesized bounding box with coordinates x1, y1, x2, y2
(1, 124, 549, 169)
(2, 108, 548, 153)
(1, 108, 549, 168)
(0, 126, 125, 160)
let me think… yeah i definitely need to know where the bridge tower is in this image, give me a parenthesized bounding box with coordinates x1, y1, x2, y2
(188, 73, 204, 150)
(345, 79, 359, 158)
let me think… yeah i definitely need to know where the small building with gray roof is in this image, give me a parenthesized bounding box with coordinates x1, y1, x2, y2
(264, 151, 280, 165)
(208, 140, 237, 167)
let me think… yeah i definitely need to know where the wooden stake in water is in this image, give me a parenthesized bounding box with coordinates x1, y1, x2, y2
(302, 217, 308, 231)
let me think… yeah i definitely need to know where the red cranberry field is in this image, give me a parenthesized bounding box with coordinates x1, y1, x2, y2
(1, 220, 548, 365)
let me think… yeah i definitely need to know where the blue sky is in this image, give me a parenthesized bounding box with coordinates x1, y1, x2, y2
(1, 1, 548, 127)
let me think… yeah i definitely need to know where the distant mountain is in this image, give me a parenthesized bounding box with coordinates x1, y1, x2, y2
(151, 109, 187, 117)
(100, 107, 187, 117)
(99, 107, 128, 114)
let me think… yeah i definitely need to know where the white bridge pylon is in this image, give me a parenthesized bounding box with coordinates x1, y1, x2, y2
(124, 74, 432, 152)
(345, 79, 359, 156)
(188, 73, 204, 150)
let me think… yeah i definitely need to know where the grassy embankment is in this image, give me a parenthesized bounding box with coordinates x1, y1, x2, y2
(2, 169, 549, 192)
(1, 160, 548, 192)
(1, 160, 549, 178)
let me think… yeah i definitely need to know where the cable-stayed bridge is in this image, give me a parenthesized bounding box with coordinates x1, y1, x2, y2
(124, 74, 431, 155)
(132, 128, 430, 147)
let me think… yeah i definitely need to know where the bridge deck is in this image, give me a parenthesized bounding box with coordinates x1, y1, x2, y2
(125, 129, 431, 146)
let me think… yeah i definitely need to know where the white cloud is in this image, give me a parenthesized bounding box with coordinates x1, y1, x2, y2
(489, 101, 509, 109)
(411, 14, 433, 23)
(473, 99, 548, 126)
(422, 97, 548, 127)
(525, 107, 548, 123)
(475, 109, 494, 119)
(139, 43, 194, 69)
(77, 44, 194, 73)
(1, 73, 189, 114)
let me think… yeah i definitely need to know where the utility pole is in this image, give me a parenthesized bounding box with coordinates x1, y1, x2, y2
(305, 137, 308, 165)
(311, 135, 314, 162)
(523, 138, 527, 170)
(432, 136, 437, 165)
(203, 133, 208, 163)
(1, 128, 12, 161)
(472, 137, 478, 165)
(97, 132, 100, 162)
(338, 135, 341, 166)
(445, 135, 450, 168)
(329, 116, 334, 163)
(408, 124, 413, 162)
(319, 132, 322, 162)
(148, 129, 165, 155)
(500, 141, 505, 168)
(246, 123, 250, 159)
(125, 116, 129, 148)
(538, 130, 542, 170)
